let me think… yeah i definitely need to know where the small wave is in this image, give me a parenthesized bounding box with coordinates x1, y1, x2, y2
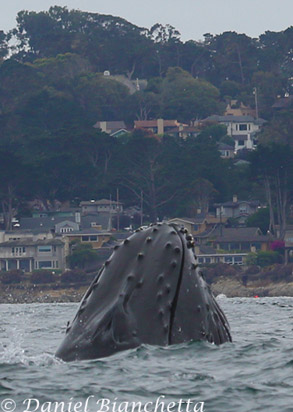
(0, 344, 60, 367)
(216, 293, 227, 299)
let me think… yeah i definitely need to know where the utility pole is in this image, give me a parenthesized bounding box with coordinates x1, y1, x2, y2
(253, 87, 259, 119)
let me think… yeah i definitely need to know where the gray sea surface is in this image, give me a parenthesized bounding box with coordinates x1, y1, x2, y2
(1, 298, 293, 412)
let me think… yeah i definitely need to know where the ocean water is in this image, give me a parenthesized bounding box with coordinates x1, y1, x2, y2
(1, 298, 293, 412)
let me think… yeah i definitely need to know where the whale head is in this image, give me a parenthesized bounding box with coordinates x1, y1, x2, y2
(56, 223, 231, 361)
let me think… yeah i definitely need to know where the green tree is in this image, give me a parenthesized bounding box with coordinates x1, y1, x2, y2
(249, 143, 293, 239)
(161, 67, 221, 122)
(246, 207, 270, 234)
(67, 243, 99, 270)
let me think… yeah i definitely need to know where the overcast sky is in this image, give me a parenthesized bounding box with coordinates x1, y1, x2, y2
(2, 0, 293, 41)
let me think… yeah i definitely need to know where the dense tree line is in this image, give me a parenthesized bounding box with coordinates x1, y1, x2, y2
(1, 7, 293, 236)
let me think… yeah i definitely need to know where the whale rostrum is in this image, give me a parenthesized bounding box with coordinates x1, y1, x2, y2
(55, 223, 232, 361)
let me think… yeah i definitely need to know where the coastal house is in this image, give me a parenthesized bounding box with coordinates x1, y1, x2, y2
(165, 125, 199, 140)
(224, 101, 256, 117)
(214, 196, 261, 224)
(61, 229, 112, 257)
(0, 239, 65, 272)
(217, 142, 235, 159)
(134, 119, 187, 135)
(202, 115, 266, 152)
(19, 212, 112, 233)
(80, 199, 123, 215)
(205, 227, 272, 252)
(0, 229, 53, 243)
(168, 214, 227, 236)
(272, 95, 293, 111)
(93, 121, 129, 137)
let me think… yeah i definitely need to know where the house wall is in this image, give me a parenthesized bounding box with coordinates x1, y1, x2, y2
(63, 233, 111, 252)
(224, 121, 259, 152)
(0, 243, 65, 272)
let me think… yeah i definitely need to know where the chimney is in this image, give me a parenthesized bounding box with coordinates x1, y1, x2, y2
(233, 194, 238, 203)
(157, 118, 164, 135)
(75, 211, 81, 223)
(100, 121, 107, 133)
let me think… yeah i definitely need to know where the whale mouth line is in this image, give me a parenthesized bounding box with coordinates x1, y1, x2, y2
(168, 225, 185, 345)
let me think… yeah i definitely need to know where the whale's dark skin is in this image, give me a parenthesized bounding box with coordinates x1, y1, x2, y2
(56, 223, 231, 361)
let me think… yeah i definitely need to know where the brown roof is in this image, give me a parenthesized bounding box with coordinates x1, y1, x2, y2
(134, 120, 180, 128)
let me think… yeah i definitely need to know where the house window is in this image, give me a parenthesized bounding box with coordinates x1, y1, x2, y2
(12, 247, 25, 256)
(219, 243, 229, 250)
(38, 246, 52, 253)
(38, 261, 52, 269)
(89, 236, 97, 241)
(60, 227, 73, 233)
(239, 206, 248, 214)
(238, 140, 245, 146)
(224, 256, 233, 264)
(234, 256, 243, 264)
(82, 236, 89, 241)
(239, 124, 248, 131)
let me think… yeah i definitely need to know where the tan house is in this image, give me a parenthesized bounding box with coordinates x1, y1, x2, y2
(168, 215, 226, 236)
(62, 229, 112, 257)
(206, 227, 272, 252)
(225, 101, 256, 117)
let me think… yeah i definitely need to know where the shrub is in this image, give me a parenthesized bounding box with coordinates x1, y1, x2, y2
(256, 251, 281, 267)
(0, 270, 23, 284)
(30, 270, 56, 284)
(60, 269, 87, 284)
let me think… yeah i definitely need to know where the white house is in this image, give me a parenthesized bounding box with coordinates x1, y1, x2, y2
(204, 115, 266, 152)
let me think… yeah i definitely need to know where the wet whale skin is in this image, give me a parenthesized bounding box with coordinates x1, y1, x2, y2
(55, 223, 232, 361)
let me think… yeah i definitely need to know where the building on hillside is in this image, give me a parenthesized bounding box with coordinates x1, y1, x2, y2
(31, 208, 78, 219)
(80, 199, 123, 215)
(134, 119, 187, 135)
(217, 142, 235, 158)
(165, 125, 199, 139)
(62, 229, 112, 257)
(204, 227, 272, 252)
(0, 229, 53, 243)
(225, 100, 256, 117)
(19, 212, 112, 233)
(0, 239, 65, 272)
(202, 115, 266, 152)
(168, 214, 227, 236)
(214, 196, 261, 224)
(93, 121, 129, 137)
(272, 95, 293, 110)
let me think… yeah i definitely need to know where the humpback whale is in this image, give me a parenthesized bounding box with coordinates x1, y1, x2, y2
(56, 223, 231, 361)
